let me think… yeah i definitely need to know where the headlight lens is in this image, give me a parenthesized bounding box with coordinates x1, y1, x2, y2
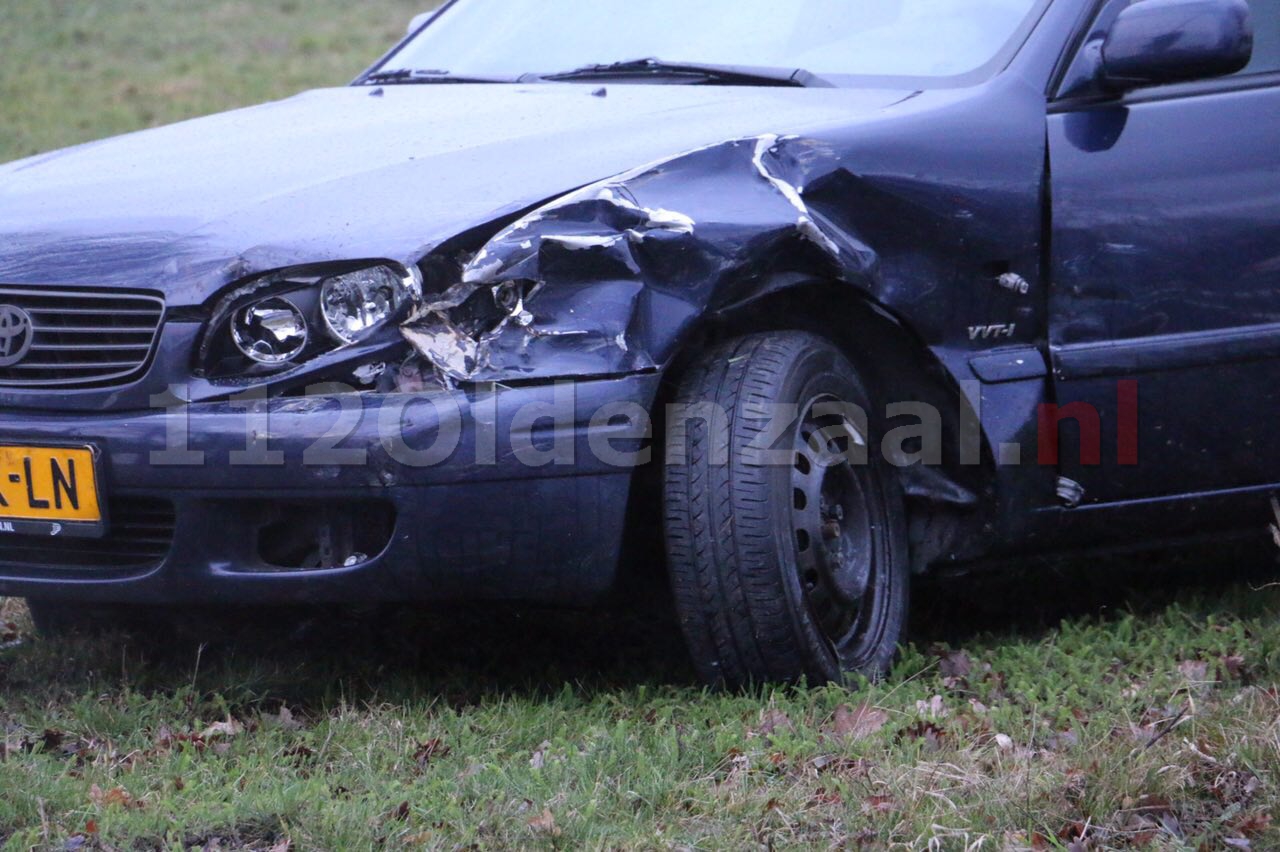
(231, 297, 309, 364)
(321, 266, 414, 345)
(202, 261, 421, 380)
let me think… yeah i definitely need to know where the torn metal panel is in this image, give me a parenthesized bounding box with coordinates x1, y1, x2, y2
(401, 134, 879, 383)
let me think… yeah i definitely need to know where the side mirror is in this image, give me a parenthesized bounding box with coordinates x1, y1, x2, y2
(1101, 0, 1253, 89)
(407, 11, 433, 36)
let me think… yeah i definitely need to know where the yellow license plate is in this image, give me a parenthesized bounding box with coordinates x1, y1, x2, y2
(0, 445, 103, 533)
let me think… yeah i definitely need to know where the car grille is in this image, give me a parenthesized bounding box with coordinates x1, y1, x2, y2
(0, 498, 175, 571)
(0, 286, 165, 389)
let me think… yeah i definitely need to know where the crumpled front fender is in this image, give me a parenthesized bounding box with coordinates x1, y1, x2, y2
(401, 135, 877, 383)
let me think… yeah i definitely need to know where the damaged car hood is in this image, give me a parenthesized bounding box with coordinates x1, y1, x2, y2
(0, 84, 918, 304)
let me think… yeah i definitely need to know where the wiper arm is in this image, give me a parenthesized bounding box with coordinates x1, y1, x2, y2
(362, 68, 523, 85)
(538, 58, 834, 88)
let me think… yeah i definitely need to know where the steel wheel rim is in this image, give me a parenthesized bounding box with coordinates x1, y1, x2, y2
(790, 394, 875, 653)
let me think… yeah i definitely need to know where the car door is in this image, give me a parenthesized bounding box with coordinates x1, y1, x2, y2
(1045, 0, 1280, 504)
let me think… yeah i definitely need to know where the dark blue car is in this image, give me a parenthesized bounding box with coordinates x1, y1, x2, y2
(0, 0, 1276, 685)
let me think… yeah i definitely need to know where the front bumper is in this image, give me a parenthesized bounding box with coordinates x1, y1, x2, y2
(0, 374, 660, 606)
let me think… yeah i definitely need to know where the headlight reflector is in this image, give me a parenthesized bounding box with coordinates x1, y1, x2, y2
(232, 297, 309, 364)
(320, 265, 413, 345)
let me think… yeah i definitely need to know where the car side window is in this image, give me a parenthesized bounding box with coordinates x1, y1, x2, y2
(1238, 0, 1280, 75)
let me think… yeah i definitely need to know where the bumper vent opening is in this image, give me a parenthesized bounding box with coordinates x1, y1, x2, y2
(0, 497, 176, 570)
(255, 500, 396, 571)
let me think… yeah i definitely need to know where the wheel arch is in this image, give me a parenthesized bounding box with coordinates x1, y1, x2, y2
(658, 278, 998, 573)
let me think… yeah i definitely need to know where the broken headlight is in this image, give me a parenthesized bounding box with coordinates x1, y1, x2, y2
(232, 297, 309, 364)
(321, 265, 413, 344)
(200, 262, 421, 379)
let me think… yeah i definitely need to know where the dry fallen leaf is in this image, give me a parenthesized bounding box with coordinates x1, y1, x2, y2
(754, 708, 794, 737)
(200, 719, 244, 740)
(938, 649, 973, 678)
(1221, 654, 1247, 680)
(89, 784, 141, 810)
(897, 720, 948, 751)
(1234, 811, 1273, 838)
(915, 694, 949, 719)
(1178, 659, 1210, 682)
(529, 740, 551, 770)
(831, 703, 889, 741)
(413, 738, 451, 768)
(808, 787, 843, 807)
(527, 808, 561, 837)
(273, 706, 302, 731)
(861, 794, 896, 814)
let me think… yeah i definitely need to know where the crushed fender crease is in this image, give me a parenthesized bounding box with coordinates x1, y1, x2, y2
(400, 135, 877, 384)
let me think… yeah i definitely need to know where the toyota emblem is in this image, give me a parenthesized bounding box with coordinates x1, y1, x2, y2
(0, 305, 35, 368)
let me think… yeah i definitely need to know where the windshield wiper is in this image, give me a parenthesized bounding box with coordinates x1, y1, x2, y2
(538, 58, 833, 88)
(362, 69, 523, 85)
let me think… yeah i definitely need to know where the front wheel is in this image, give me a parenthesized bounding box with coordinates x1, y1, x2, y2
(663, 331, 909, 687)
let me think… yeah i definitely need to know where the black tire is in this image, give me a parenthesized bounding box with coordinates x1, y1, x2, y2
(664, 331, 909, 687)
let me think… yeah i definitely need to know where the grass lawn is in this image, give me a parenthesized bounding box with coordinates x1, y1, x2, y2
(0, 0, 429, 163)
(3, 560, 1280, 850)
(3, 1, 1280, 849)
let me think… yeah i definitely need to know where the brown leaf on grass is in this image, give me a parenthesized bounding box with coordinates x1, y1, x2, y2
(271, 706, 303, 731)
(1233, 811, 1273, 838)
(810, 755, 871, 777)
(897, 720, 948, 752)
(387, 800, 411, 823)
(861, 794, 896, 814)
(1117, 812, 1161, 846)
(937, 649, 973, 679)
(154, 726, 206, 753)
(1056, 820, 1092, 848)
(527, 808, 561, 837)
(1221, 654, 1247, 680)
(413, 738, 451, 768)
(753, 708, 794, 738)
(915, 695, 949, 719)
(1177, 659, 1211, 684)
(89, 784, 142, 810)
(268, 840, 292, 852)
(807, 787, 843, 807)
(1043, 728, 1080, 752)
(1129, 794, 1173, 817)
(831, 703, 888, 741)
(199, 719, 244, 740)
(403, 832, 436, 847)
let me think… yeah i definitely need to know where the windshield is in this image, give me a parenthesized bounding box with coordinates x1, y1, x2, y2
(379, 0, 1049, 85)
